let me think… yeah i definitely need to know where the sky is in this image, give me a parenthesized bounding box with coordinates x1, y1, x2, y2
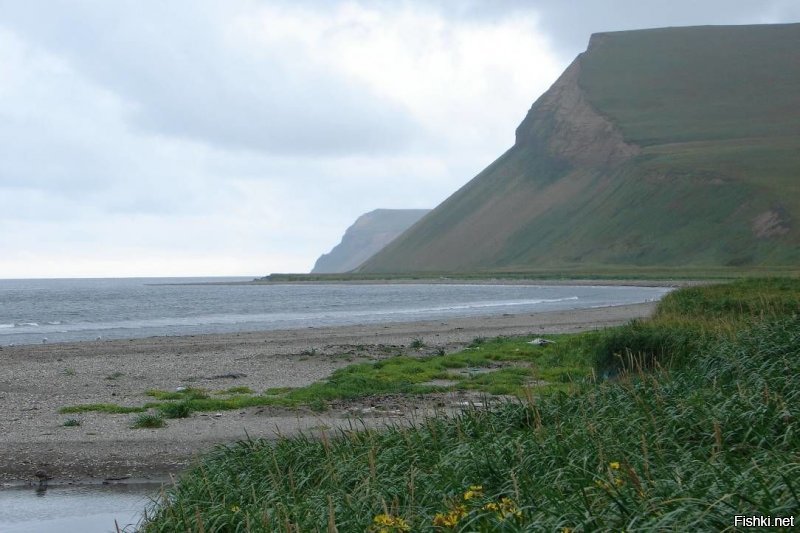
(1, 1, 798, 278)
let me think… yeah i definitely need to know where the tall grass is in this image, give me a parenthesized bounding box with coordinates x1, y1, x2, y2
(592, 278, 800, 374)
(140, 279, 800, 531)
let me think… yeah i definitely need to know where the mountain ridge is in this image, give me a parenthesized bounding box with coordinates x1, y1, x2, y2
(311, 209, 430, 273)
(358, 23, 800, 273)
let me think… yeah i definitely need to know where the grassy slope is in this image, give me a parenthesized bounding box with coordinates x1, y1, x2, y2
(140, 279, 800, 531)
(360, 23, 800, 273)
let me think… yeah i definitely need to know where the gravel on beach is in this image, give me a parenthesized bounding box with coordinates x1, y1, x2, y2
(0, 302, 657, 485)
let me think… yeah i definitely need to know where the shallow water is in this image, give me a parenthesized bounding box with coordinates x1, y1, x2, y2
(0, 278, 671, 346)
(0, 483, 160, 533)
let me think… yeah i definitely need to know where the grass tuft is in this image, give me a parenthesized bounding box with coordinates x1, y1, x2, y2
(158, 402, 193, 419)
(132, 413, 166, 429)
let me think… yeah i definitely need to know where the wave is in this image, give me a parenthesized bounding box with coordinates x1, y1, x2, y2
(0, 297, 583, 335)
(0, 323, 13, 329)
(409, 296, 580, 313)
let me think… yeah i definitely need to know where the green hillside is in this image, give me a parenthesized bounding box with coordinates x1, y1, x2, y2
(359, 23, 800, 273)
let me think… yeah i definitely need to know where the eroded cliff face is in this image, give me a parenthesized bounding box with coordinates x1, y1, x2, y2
(311, 209, 430, 273)
(514, 56, 640, 167)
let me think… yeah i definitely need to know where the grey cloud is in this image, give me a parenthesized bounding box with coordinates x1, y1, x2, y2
(523, 0, 800, 57)
(367, 0, 800, 58)
(0, 0, 419, 156)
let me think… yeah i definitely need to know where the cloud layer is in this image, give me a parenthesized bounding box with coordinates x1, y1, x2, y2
(0, 1, 797, 277)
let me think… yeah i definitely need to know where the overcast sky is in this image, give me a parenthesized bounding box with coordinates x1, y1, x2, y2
(1, 1, 798, 278)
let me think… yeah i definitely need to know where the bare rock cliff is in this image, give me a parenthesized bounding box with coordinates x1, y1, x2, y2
(515, 55, 639, 167)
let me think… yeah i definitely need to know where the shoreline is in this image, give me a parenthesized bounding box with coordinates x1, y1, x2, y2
(164, 278, 702, 287)
(0, 302, 658, 486)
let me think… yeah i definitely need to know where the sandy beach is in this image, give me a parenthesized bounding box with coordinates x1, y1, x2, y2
(0, 302, 657, 485)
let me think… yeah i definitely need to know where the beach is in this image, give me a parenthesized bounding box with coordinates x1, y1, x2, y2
(0, 302, 657, 485)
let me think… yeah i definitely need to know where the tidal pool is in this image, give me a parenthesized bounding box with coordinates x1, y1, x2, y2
(0, 483, 161, 533)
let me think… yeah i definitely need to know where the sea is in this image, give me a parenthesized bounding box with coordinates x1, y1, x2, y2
(0, 277, 672, 347)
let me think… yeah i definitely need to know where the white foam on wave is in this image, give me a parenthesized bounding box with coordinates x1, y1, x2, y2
(412, 296, 580, 313)
(0, 323, 14, 329)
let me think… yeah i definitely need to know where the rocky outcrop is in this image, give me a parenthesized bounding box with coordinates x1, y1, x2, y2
(514, 56, 640, 167)
(312, 209, 430, 273)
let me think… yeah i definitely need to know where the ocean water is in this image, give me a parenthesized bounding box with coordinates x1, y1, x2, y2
(0, 278, 671, 346)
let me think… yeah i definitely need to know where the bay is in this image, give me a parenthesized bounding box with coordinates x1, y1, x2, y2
(0, 278, 670, 346)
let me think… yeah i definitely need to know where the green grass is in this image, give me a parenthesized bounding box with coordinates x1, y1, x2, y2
(591, 278, 800, 374)
(132, 413, 166, 429)
(138, 278, 800, 531)
(146, 387, 209, 401)
(158, 402, 193, 419)
(62, 418, 81, 427)
(654, 277, 800, 323)
(59, 403, 145, 414)
(140, 317, 800, 530)
(59, 334, 592, 415)
(581, 25, 800, 146)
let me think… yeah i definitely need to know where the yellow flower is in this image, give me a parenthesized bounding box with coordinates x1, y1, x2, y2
(433, 513, 458, 528)
(230, 505, 241, 513)
(462, 484, 484, 501)
(432, 505, 467, 528)
(372, 514, 410, 532)
(482, 498, 521, 521)
(373, 514, 394, 526)
(609, 461, 621, 470)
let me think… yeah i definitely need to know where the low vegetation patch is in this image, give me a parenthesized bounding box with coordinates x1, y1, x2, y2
(60, 334, 593, 415)
(158, 401, 193, 419)
(62, 418, 81, 427)
(132, 413, 166, 429)
(146, 387, 209, 401)
(59, 403, 145, 415)
(140, 278, 800, 531)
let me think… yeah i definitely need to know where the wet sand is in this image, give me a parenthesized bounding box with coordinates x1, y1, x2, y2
(0, 302, 657, 485)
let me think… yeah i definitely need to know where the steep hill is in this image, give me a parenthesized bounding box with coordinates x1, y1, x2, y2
(311, 209, 430, 273)
(359, 23, 800, 273)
